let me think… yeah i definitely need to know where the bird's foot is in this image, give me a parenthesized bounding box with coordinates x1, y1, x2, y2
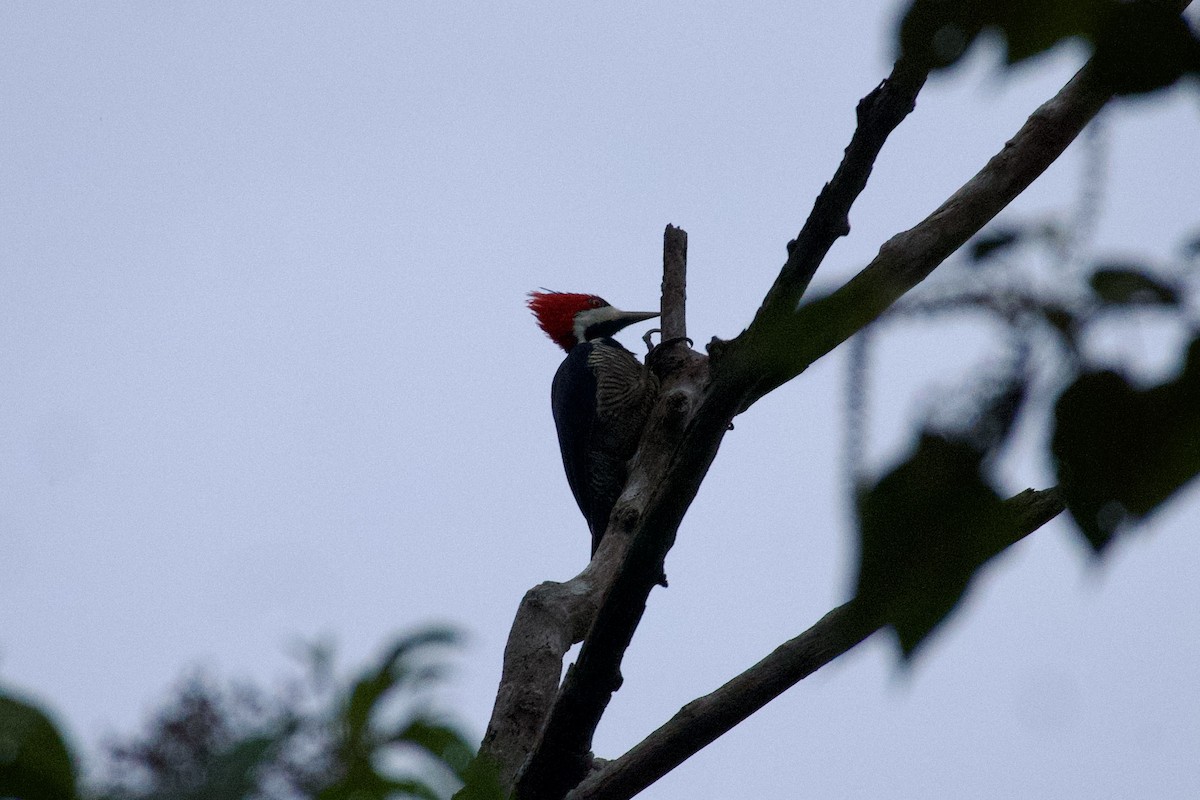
(656, 335, 693, 351)
(644, 328, 693, 355)
(642, 327, 660, 351)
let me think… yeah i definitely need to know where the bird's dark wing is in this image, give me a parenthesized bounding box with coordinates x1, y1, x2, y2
(550, 342, 599, 528)
(551, 339, 657, 554)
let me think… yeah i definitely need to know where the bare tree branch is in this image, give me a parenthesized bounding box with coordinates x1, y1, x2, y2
(494, 56, 967, 800)
(477, 566, 611, 789)
(719, 56, 1119, 410)
(481, 0, 1197, 789)
(661, 225, 688, 343)
(514, 231, 705, 800)
(476, 227, 700, 796)
(566, 487, 1065, 800)
(752, 57, 929, 332)
(510, 61, 941, 797)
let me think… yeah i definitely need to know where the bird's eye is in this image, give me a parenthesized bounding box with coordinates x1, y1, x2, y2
(589, 297, 603, 307)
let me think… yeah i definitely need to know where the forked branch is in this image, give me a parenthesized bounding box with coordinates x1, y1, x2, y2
(481, 7, 1174, 793)
(722, 54, 1119, 409)
(513, 228, 701, 800)
(505, 59, 931, 799)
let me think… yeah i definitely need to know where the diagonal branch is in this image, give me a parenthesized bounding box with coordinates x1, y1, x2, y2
(720, 53, 1121, 410)
(753, 57, 929, 331)
(723, 0, 1195, 410)
(565, 487, 1065, 800)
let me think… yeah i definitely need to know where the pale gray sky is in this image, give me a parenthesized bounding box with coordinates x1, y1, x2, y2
(3, 3, 1199, 798)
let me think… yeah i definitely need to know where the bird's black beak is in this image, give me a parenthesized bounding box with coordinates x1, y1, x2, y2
(604, 308, 660, 339)
(611, 308, 660, 329)
(579, 305, 660, 342)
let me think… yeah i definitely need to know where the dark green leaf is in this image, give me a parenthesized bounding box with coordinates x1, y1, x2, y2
(200, 734, 277, 800)
(344, 628, 460, 755)
(381, 778, 443, 800)
(969, 227, 1023, 263)
(388, 719, 475, 779)
(993, 0, 1115, 64)
(897, 0, 1200, 85)
(897, 0, 1119, 70)
(318, 774, 441, 800)
(0, 691, 78, 800)
(1089, 265, 1179, 306)
(897, 0, 985, 69)
(457, 754, 508, 800)
(1052, 337, 1200, 551)
(329, 628, 464, 800)
(1093, 2, 1200, 95)
(855, 434, 1017, 658)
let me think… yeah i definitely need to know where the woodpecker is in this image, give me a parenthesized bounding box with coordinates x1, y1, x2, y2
(528, 290, 660, 555)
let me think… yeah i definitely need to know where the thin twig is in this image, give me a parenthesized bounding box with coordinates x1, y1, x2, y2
(750, 58, 929, 332)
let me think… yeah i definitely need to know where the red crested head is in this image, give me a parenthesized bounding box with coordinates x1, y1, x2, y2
(527, 291, 609, 351)
(527, 290, 659, 353)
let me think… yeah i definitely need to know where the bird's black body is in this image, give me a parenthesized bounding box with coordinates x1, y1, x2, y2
(528, 290, 659, 556)
(551, 337, 658, 554)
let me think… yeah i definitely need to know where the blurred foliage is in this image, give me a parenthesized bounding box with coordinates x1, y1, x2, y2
(0, 630, 504, 800)
(898, 0, 1200, 94)
(0, 690, 78, 800)
(855, 371, 1030, 657)
(1088, 265, 1181, 306)
(852, 208, 1200, 655)
(857, 432, 1018, 658)
(5, 6, 1200, 799)
(967, 226, 1023, 262)
(1053, 339, 1200, 551)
